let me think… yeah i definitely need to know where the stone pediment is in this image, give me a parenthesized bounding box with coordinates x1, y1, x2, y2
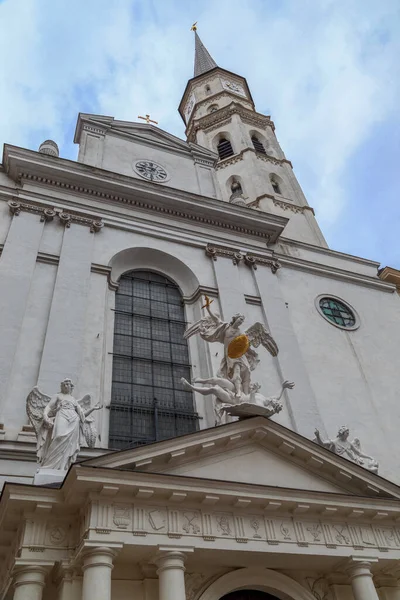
(83, 417, 400, 501)
(74, 113, 217, 162)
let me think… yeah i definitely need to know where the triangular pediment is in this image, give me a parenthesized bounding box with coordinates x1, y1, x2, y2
(83, 417, 400, 501)
(74, 113, 217, 162)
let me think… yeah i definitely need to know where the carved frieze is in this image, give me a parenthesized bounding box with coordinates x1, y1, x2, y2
(187, 103, 275, 142)
(71, 499, 400, 557)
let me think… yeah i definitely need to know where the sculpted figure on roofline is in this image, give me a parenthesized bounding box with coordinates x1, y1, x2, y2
(26, 378, 102, 471)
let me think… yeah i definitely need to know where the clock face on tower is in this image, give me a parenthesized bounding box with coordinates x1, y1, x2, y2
(184, 93, 196, 123)
(221, 79, 246, 97)
(133, 160, 169, 183)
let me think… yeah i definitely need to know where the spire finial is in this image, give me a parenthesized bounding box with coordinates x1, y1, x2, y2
(191, 21, 197, 32)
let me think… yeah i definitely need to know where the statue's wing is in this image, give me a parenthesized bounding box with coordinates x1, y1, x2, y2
(245, 322, 279, 357)
(184, 314, 222, 340)
(78, 394, 91, 413)
(26, 386, 51, 437)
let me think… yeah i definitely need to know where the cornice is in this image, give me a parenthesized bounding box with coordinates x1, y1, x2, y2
(277, 254, 395, 293)
(214, 147, 291, 171)
(187, 103, 275, 142)
(278, 238, 382, 269)
(3, 146, 288, 244)
(378, 267, 400, 294)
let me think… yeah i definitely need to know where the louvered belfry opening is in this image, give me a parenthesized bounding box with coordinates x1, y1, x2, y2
(109, 270, 199, 450)
(217, 138, 234, 160)
(251, 135, 266, 154)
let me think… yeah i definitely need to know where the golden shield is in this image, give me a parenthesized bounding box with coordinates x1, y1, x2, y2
(227, 334, 250, 359)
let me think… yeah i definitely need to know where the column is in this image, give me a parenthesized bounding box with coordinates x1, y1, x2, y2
(38, 224, 94, 393)
(81, 547, 116, 600)
(346, 560, 380, 600)
(155, 548, 193, 600)
(13, 566, 47, 600)
(0, 211, 44, 420)
(253, 265, 326, 436)
(212, 257, 247, 319)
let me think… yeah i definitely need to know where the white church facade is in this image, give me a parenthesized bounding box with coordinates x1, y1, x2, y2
(0, 31, 400, 600)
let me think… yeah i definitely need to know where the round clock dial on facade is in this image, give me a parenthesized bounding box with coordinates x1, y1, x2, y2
(133, 160, 169, 183)
(222, 79, 246, 97)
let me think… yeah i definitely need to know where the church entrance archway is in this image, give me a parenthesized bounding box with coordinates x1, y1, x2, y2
(221, 591, 280, 600)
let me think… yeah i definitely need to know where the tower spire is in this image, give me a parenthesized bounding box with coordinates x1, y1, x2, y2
(193, 29, 217, 77)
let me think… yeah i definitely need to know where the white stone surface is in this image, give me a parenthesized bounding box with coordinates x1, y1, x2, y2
(33, 467, 65, 486)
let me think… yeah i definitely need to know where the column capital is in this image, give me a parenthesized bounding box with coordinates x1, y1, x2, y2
(153, 545, 194, 574)
(346, 557, 379, 579)
(13, 565, 48, 589)
(81, 546, 120, 572)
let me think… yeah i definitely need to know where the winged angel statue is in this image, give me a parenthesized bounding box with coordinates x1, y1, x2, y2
(26, 378, 102, 471)
(184, 296, 279, 398)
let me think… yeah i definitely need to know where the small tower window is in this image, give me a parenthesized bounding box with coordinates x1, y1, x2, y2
(270, 175, 282, 195)
(205, 85, 211, 95)
(208, 104, 219, 114)
(251, 135, 266, 154)
(217, 138, 234, 160)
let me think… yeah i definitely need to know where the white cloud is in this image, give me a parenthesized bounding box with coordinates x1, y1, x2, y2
(0, 0, 399, 251)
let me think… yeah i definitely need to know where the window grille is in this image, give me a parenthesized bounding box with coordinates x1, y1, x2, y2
(319, 298, 356, 328)
(217, 138, 234, 160)
(251, 136, 266, 154)
(109, 271, 199, 449)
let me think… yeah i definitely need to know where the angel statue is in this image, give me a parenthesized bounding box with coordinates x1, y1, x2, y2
(314, 426, 379, 474)
(181, 376, 294, 425)
(26, 378, 102, 471)
(184, 296, 278, 398)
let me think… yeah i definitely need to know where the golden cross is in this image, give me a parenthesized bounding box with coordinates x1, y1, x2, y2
(191, 21, 197, 31)
(138, 114, 158, 125)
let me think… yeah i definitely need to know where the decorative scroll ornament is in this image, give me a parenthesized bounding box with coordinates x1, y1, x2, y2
(205, 245, 280, 272)
(314, 426, 379, 473)
(26, 378, 102, 472)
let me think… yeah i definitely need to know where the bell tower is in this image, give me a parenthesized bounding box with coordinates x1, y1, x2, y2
(178, 29, 327, 247)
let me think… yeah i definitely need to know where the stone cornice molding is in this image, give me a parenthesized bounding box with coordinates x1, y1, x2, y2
(3, 146, 288, 244)
(214, 147, 291, 171)
(378, 267, 400, 294)
(192, 90, 253, 115)
(7, 199, 104, 232)
(276, 254, 395, 293)
(272, 197, 315, 216)
(205, 243, 280, 272)
(187, 102, 275, 142)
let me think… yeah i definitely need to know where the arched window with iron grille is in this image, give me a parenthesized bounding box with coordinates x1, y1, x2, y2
(251, 135, 266, 154)
(109, 270, 198, 450)
(217, 137, 234, 160)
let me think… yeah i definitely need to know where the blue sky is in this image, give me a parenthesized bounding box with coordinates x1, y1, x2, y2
(1, 0, 399, 267)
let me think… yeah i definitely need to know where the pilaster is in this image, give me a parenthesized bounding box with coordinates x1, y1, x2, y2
(37, 222, 95, 393)
(251, 262, 326, 437)
(0, 208, 45, 424)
